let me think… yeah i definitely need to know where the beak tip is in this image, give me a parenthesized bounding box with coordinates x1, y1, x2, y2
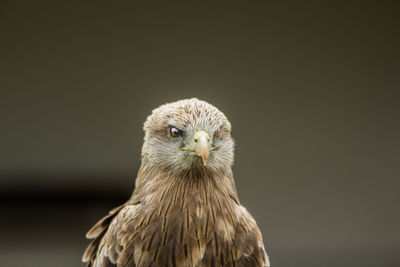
(201, 155, 208, 166)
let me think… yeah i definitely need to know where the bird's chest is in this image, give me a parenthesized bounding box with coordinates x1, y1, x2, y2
(137, 189, 238, 266)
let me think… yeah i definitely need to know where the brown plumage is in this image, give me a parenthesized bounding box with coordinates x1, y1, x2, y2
(83, 98, 270, 266)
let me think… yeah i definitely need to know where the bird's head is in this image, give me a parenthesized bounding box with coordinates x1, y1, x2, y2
(142, 98, 234, 173)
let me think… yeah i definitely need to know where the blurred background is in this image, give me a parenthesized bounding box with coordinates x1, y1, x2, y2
(1, 1, 399, 266)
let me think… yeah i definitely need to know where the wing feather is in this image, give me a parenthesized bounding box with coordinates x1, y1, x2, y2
(82, 204, 127, 266)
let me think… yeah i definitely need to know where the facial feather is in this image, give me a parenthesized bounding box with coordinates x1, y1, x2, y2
(142, 98, 234, 174)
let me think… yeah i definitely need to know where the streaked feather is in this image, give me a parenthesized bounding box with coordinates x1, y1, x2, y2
(83, 99, 270, 266)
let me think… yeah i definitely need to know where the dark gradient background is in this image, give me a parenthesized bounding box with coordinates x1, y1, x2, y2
(1, 1, 399, 266)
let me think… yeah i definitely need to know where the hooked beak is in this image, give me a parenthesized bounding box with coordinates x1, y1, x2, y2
(193, 130, 211, 166)
(177, 130, 216, 166)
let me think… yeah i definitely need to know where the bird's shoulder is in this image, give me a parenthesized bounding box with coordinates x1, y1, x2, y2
(82, 200, 141, 266)
(236, 205, 270, 267)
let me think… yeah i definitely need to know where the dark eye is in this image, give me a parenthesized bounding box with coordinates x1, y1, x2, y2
(214, 127, 222, 138)
(170, 127, 182, 138)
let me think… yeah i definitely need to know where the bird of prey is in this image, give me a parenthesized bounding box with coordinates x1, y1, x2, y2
(83, 98, 270, 267)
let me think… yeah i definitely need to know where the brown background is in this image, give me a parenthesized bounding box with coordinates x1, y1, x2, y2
(1, 1, 399, 266)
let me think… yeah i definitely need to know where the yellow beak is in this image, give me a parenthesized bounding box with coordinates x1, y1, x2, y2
(193, 130, 210, 166)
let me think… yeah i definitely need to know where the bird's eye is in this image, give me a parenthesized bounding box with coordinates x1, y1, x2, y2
(170, 127, 182, 138)
(214, 127, 222, 138)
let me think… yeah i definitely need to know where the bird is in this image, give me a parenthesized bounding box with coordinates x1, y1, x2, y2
(82, 98, 270, 267)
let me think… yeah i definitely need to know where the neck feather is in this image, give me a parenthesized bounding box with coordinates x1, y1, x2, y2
(131, 157, 239, 204)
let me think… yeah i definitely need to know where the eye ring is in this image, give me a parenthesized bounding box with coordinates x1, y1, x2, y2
(170, 127, 182, 138)
(214, 126, 222, 138)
